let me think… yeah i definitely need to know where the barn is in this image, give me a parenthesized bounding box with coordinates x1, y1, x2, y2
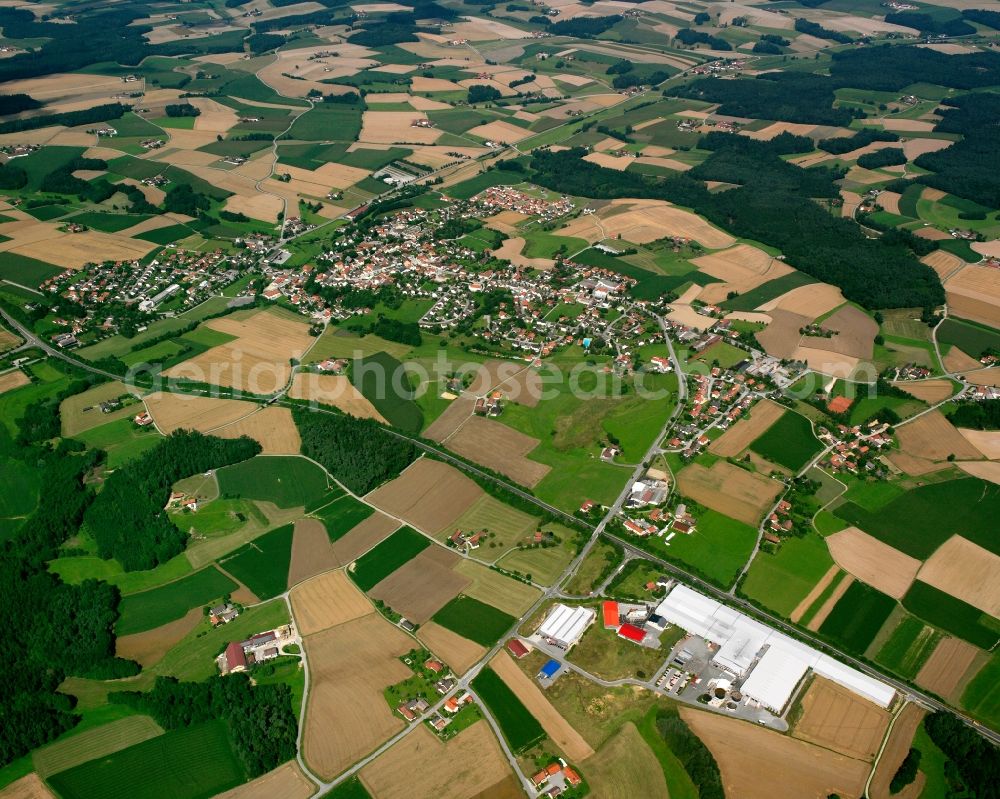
(537, 604, 595, 650)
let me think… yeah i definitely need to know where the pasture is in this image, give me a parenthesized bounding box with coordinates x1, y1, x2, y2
(217, 523, 295, 600)
(349, 526, 430, 591)
(47, 720, 245, 799)
(741, 533, 834, 617)
(215, 456, 329, 509)
(470, 666, 546, 754)
(749, 411, 822, 472)
(432, 595, 517, 648)
(875, 616, 941, 679)
(116, 566, 238, 636)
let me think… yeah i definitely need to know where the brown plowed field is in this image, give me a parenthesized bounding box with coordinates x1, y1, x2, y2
(921, 250, 965, 280)
(892, 379, 955, 403)
(559, 198, 735, 248)
(946, 265, 1000, 328)
(691, 244, 792, 296)
(918, 536, 1000, 616)
(115, 607, 203, 668)
(446, 416, 550, 488)
(869, 703, 926, 799)
(214, 762, 315, 799)
(793, 676, 890, 760)
(709, 398, 785, 457)
(0, 370, 31, 394)
(896, 410, 982, 463)
(490, 650, 594, 761)
(943, 346, 982, 373)
(826, 527, 920, 600)
(676, 460, 782, 526)
(303, 614, 412, 779)
(681, 708, 870, 799)
(758, 283, 844, 319)
(359, 722, 511, 799)
(365, 458, 483, 533)
(287, 518, 340, 588)
(288, 373, 387, 423)
(418, 621, 487, 674)
(331, 511, 400, 564)
(211, 407, 301, 454)
(0, 774, 56, 799)
(755, 310, 812, 359)
(144, 392, 255, 433)
(368, 545, 469, 624)
(424, 394, 476, 442)
(957, 460, 1000, 486)
(290, 570, 372, 636)
(916, 636, 982, 701)
(584, 721, 670, 799)
(791, 566, 839, 623)
(804, 304, 878, 359)
(807, 575, 854, 632)
(958, 428, 1000, 458)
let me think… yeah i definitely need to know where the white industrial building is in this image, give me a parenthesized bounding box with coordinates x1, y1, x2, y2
(537, 604, 596, 650)
(656, 585, 896, 712)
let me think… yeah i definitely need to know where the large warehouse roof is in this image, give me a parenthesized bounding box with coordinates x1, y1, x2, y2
(656, 585, 895, 709)
(538, 604, 595, 648)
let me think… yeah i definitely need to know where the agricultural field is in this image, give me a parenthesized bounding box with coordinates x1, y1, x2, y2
(741, 533, 835, 617)
(349, 526, 430, 592)
(818, 581, 897, 655)
(215, 456, 330, 509)
(431, 595, 517, 648)
(470, 666, 545, 754)
(749, 410, 823, 472)
(116, 566, 238, 636)
(217, 523, 294, 600)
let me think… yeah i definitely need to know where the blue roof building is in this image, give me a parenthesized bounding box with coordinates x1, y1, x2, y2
(539, 659, 561, 679)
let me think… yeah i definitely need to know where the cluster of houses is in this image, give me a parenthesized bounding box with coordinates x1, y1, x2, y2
(602, 599, 670, 647)
(818, 419, 893, 474)
(471, 186, 574, 221)
(530, 761, 583, 797)
(892, 364, 932, 381)
(448, 528, 485, 552)
(166, 491, 200, 513)
(38, 250, 251, 341)
(219, 625, 296, 674)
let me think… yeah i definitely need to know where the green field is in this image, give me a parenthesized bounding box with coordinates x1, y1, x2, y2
(937, 318, 1000, 358)
(902, 580, 1000, 649)
(327, 777, 373, 799)
(288, 105, 362, 141)
(49, 550, 193, 597)
(215, 456, 329, 509)
(73, 417, 163, 467)
(741, 533, 834, 617)
(444, 170, 523, 201)
(32, 716, 164, 779)
(834, 477, 1000, 559)
(431, 594, 517, 647)
(350, 526, 429, 591)
(651, 509, 758, 588)
(496, 533, 577, 586)
(66, 212, 151, 232)
(470, 666, 545, 753)
(0, 252, 64, 287)
(116, 566, 238, 635)
(875, 615, 941, 679)
(818, 581, 896, 654)
(313, 496, 373, 542)
(721, 272, 817, 312)
(961, 652, 1000, 730)
(135, 224, 194, 245)
(749, 411, 821, 472)
(217, 523, 294, 600)
(351, 351, 423, 433)
(47, 720, 246, 799)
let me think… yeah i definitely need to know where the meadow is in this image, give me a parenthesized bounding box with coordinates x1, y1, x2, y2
(741, 533, 834, 617)
(116, 566, 237, 635)
(47, 720, 245, 799)
(352, 351, 423, 433)
(215, 456, 329, 509)
(646, 509, 758, 588)
(218, 523, 295, 600)
(470, 666, 546, 754)
(962, 653, 1000, 731)
(875, 615, 941, 679)
(431, 595, 517, 647)
(350, 526, 429, 591)
(937, 318, 1000, 358)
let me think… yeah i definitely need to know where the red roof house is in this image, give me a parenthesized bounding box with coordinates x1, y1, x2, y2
(602, 600, 619, 629)
(617, 624, 646, 643)
(506, 638, 529, 659)
(224, 641, 247, 673)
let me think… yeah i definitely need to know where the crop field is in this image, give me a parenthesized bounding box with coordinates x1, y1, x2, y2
(681, 708, 869, 799)
(894, 410, 982, 465)
(303, 614, 412, 780)
(444, 493, 538, 554)
(313, 496, 375, 543)
(289, 373, 387, 423)
(47, 720, 245, 799)
(875, 616, 941, 679)
(793, 677, 890, 760)
(350, 352, 423, 433)
(918, 535, 1000, 616)
(432, 595, 517, 647)
(749, 411, 822, 472)
(920, 637, 983, 701)
(445, 416, 550, 488)
(471, 666, 546, 754)
(937, 318, 1000, 358)
(213, 762, 315, 799)
(453, 559, 541, 617)
(32, 716, 164, 778)
(676, 460, 783, 526)
(742, 533, 834, 617)
(367, 545, 469, 623)
(349, 526, 430, 591)
(287, 519, 340, 587)
(116, 566, 238, 636)
(961, 652, 1000, 730)
(215, 456, 329, 509)
(902, 580, 1000, 650)
(417, 621, 487, 675)
(826, 527, 920, 600)
(218, 523, 294, 600)
(365, 459, 483, 534)
(290, 569, 373, 637)
(834, 477, 1000, 559)
(708, 398, 784, 457)
(116, 607, 204, 669)
(331, 511, 401, 566)
(496, 535, 577, 587)
(818, 581, 896, 655)
(359, 721, 512, 799)
(59, 381, 137, 437)
(585, 722, 671, 799)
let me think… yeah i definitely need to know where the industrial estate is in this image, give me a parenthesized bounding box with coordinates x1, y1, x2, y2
(0, 0, 999, 797)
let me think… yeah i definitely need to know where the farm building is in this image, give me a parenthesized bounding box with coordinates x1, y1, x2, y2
(602, 600, 619, 629)
(617, 623, 646, 644)
(537, 604, 596, 650)
(507, 638, 530, 659)
(538, 659, 561, 680)
(655, 585, 895, 711)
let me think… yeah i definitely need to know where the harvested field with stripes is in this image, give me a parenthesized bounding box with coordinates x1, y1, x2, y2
(792, 677, 890, 760)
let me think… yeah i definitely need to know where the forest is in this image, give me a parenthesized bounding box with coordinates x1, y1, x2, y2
(84, 430, 261, 571)
(294, 409, 417, 494)
(818, 128, 898, 155)
(655, 708, 724, 799)
(112, 674, 297, 778)
(923, 712, 1000, 797)
(828, 46, 1000, 92)
(0, 102, 127, 134)
(947, 400, 1000, 430)
(529, 146, 944, 309)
